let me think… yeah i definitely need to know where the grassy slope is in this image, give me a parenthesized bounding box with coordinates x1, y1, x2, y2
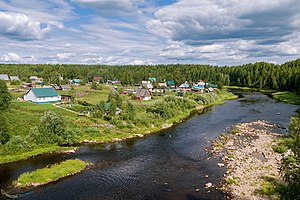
(13, 159, 90, 188)
(0, 86, 237, 164)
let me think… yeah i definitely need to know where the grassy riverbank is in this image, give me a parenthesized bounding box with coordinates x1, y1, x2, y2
(272, 92, 300, 105)
(0, 87, 237, 165)
(225, 86, 276, 93)
(226, 86, 300, 105)
(0, 146, 76, 165)
(13, 159, 90, 188)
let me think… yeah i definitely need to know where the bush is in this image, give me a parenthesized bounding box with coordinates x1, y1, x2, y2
(273, 145, 288, 153)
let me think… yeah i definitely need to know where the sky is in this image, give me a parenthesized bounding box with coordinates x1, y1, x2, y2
(0, 0, 299, 65)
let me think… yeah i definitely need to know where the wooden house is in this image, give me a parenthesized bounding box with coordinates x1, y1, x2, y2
(24, 88, 61, 103)
(135, 88, 151, 100)
(61, 84, 71, 91)
(93, 76, 102, 83)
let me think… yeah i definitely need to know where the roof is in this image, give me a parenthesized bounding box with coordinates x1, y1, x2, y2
(148, 77, 156, 82)
(61, 85, 71, 90)
(10, 76, 20, 81)
(136, 88, 151, 98)
(0, 74, 9, 81)
(93, 76, 102, 81)
(30, 76, 38, 80)
(73, 79, 81, 83)
(29, 88, 59, 97)
(192, 85, 205, 90)
(167, 80, 175, 85)
(179, 83, 190, 88)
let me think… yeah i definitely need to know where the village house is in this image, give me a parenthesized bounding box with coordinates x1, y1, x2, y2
(106, 80, 121, 85)
(135, 88, 151, 100)
(93, 76, 102, 83)
(142, 81, 153, 90)
(158, 82, 167, 88)
(29, 76, 38, 82)
(24, 88, 61, 103)
(148, 77, 156, 82)
(192, 80, 206, 93)
(61, 84, 71, 91)
(179, 81, 190, 90)
(0, 74, 9, 81)
(9, 76, 20, 81)
(73, 79, 81, 85)
(167, 80, 176, 88)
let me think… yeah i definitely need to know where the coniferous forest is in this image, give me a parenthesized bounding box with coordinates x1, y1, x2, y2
(0, 59, 299, 93)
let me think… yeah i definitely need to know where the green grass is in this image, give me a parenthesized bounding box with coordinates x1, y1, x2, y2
(225, 86, 276, 93)
(13, 159, 90, 188)
(0, 146, 75, 164)
(254, 176, 286, 199)
(272, 92, 300, 105)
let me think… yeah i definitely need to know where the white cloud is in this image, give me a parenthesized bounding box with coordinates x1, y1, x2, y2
(0, 12, 51, 40)
(56, 53, 75, 61)
(1, 53, 36, 63)
(72, 0, 144, 15)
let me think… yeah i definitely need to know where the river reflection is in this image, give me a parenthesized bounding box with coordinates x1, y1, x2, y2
(0, 92, 298, 200)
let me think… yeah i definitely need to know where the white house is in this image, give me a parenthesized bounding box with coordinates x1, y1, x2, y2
(24, 88, 61, 103)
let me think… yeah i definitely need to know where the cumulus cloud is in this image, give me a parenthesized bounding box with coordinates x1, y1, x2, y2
(147, 0, 300, 44)
(0, 12, 51, 40)
(1, 53, 36, 63)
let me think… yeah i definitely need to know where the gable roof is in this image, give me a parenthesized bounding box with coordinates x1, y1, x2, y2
(30, 76, 38, 80)
(61, 85, 71, 90)
(167, 80, 175, 85)
(73, 79, 81, 83)
(179, 83, 190, 88)
(10, 76, 20, 81)
(29, 88, 59, 98)
(136, 88, 151, 98)
(0, 74, 9, 81)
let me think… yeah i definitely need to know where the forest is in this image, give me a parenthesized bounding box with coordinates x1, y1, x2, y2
(0, 59, 299, 93)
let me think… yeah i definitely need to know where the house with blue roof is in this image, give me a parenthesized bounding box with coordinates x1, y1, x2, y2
(179, 81, 190, 90)
(192, 80, 206, 93)
(24, 88, 61, 103)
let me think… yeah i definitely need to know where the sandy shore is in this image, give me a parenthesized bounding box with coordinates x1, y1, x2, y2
(211, 120, 285, 200)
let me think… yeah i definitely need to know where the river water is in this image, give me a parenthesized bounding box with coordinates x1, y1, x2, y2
(0, 92, 299, 200)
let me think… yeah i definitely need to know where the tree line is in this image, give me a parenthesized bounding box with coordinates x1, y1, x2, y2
(0, 59, 299, 93)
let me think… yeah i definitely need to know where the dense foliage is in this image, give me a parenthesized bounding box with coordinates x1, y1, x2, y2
(0, 80, 12, 144)
(0, 59, 299, 93)
(5, 111, 79, 153)
(280, 115, 300, 198)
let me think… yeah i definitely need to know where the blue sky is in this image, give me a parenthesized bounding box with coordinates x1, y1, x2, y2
(0, 0, 299, 65)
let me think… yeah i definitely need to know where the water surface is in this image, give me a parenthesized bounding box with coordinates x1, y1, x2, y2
(0, 92, 298, 200)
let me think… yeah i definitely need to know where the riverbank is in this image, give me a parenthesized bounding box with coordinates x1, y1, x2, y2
(225, 86, 276, 93)
(13, 159, 91, 188)
(272, 92, 300, 105)
(211, 121, 285, 199)
(0, 90, 237, 165)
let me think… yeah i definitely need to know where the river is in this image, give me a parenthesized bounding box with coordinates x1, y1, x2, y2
(0, 91, 299, 200)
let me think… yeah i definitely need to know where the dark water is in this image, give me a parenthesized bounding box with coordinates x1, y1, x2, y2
(0, 92, 299, 200)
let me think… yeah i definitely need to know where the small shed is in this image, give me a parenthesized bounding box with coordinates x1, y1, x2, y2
(24, 88, 61, 103)
(0, 74, 9, 81)
(135, 88, 151, 100)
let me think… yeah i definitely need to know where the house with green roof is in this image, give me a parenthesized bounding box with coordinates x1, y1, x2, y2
(24, 88, 61, 103)
(167, 80, 175, 88)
